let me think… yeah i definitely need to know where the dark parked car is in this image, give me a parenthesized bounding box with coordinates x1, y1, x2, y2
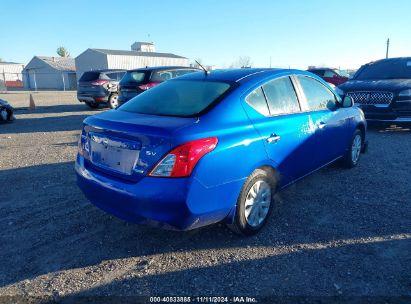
(118, 66, 200, 105)
(0, 99, 15, 122)
(337, 57, 411, 122)
(308, 68, 350, 86)
(76, 68, 367, 235)
(77, 70, 126, 109)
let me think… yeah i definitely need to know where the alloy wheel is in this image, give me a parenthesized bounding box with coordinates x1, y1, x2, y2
(244, 180, 271, 227)
(351, 134, 362, 164)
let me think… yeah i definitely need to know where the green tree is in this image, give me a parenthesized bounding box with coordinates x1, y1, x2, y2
(56, 47, 70, 57)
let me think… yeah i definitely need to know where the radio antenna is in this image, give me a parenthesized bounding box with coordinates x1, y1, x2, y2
(195, 60, 209, 76)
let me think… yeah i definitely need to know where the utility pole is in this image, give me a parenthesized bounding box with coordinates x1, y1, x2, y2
(386, 38, 390, 59)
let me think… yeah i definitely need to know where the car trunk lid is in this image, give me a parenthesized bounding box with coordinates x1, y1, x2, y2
(81, 110, 196, 182)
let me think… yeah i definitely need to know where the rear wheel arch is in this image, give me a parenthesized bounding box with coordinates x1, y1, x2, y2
(258, 165, 280, 188)
(227, 166, 279, 235)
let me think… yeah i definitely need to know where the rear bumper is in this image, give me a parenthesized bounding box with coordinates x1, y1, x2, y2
(75, 155, 233, 230)
(77, 94, 108, 103)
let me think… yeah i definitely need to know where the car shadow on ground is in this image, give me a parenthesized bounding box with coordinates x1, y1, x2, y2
(14, 104, 106, 115)
(367, 122, 411, 133)
(69, 238, 411, 297)
(1, 159, 410, 294)
(0, 114, 91, 134)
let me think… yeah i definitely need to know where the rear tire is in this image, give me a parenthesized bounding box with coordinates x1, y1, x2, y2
(228, 169, 276, 236)
(85, 101, 99, 109)
(342, 129, 363, 168)
(108, 93, 119, 109)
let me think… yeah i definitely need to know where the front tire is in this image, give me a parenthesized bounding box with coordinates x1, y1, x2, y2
(108, 93, 119, 109)
(228, 169, 276, 236)
(342, 129, 363, 168)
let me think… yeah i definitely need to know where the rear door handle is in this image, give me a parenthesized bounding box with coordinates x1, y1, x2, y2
(317, 122, 326, 129)
(267, 134, 281, 143)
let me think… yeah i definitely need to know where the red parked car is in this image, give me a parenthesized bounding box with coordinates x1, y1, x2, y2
(307, 68, 350, 86)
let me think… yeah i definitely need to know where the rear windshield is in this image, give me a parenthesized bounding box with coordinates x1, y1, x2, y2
(79, 72, 100, 82)
(119, 80, 232, 117)
(120, 71, 148, 84)
(354, 59, 411, 80)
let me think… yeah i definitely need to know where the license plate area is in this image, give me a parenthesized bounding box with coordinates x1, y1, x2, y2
(89, 133, 140, 175)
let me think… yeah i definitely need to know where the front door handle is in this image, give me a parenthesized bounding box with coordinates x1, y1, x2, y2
(267, 134, 281, 143)
(317, 121, 326, 129)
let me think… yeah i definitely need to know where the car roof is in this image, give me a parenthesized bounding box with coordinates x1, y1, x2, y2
(307, 67, 336, 71)
(127, 66, 200, 72)
(84, 69, 126, 73)
(365, 57, 411, 65)
(174, 68, 314, 84)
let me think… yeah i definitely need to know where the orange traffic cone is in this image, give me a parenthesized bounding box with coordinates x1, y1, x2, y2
(29, 93, 36, 111)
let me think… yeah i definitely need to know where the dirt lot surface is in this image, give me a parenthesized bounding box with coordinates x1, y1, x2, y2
(0, 91, 410, 302)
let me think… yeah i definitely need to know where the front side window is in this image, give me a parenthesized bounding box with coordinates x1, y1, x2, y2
(262, 77, 300, 115)
(119, 80, 231, 117)
(297, 76, 336, 111)
(245, 87, 270, 116)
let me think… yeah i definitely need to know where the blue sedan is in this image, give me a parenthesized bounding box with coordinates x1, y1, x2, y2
(75, 68, 367, 235)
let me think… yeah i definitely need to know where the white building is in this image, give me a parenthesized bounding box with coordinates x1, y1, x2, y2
(23, 56, 77, 90)
(0, 62, 24, 88)
(75, 42, 189, 80)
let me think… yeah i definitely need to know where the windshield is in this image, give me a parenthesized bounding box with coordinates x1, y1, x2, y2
(119, 80, 232, 117)
(335, 70, 350, 78)
(120, 71, 148, 84)
(354, 59, 411, 80)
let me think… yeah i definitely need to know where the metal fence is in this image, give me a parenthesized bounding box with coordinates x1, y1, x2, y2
(0, 71, 77, 91)
(0, 72, 23, 91)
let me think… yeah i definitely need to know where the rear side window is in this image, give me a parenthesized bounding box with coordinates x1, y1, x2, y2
(150, 69, 199, 82)
(174, 69, 199, 77)
(262, 77, 300, 115)
(119, 80, 232, 117)
(152, 70, 173, 81)
(297, 76, 336, 111)
(246, 87, 270, 116)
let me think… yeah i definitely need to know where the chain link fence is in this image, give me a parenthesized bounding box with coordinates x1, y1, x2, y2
(0, 72, 23, 91)
(0, 71, 77, 92)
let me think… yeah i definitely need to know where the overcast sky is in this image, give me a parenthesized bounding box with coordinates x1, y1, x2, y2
(1, 0, 411, 69)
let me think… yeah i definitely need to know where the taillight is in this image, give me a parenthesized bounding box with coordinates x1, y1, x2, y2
(149, 137, 218, 177)
(91, 79, 109, 86)
(138, 82, 160, 91)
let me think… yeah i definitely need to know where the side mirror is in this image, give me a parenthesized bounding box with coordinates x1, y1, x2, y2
(342, 96, 353, 108)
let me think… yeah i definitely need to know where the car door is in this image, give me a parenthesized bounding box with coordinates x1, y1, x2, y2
(243, 76, 317, 186)
(294, 75, 351, 165)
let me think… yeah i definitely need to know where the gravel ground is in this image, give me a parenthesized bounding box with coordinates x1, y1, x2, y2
(0, 92, 410, 302)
